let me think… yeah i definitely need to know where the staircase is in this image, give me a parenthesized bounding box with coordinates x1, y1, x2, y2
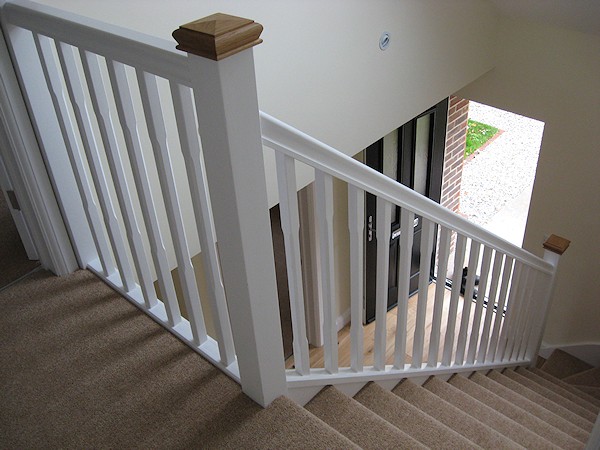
(1, 268, 598, 448)
(304, 350, 600, 449)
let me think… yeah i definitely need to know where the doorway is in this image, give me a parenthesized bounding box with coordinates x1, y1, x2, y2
(364, 99, 448, 323)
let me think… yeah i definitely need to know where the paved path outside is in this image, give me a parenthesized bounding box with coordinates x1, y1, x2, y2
(460, 102, 544, 246)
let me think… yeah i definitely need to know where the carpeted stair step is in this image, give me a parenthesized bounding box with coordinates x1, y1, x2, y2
(540, 349, 594, 379)
(305, 386, 426, 449)
(392, 378, 525, 449)
(515, 366, 600, 414)
(0, 270, 359, 450)
(503, 368, 598, 423)
(527, 367, 600, 408)
(471, 371, 590, 443)
(488, 370, 594, 433)
(424, 375, 558, 449)
(448, 372, 583, 449)
(354, 382, 479, 449)
(564, 367, 600, 388)
(536, 355, 547, 368)
(576, 386, 600, 401)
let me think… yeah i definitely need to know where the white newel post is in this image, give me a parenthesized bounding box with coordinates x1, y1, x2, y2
(173, 14, 287, 407)
(527, 234, 571, 362)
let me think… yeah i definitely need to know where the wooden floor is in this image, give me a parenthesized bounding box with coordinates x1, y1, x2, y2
(286, 281, 495, 370)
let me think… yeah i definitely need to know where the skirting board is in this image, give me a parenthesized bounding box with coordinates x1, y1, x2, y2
(336, 308, 351, 332)
(539, 342, 600, 366)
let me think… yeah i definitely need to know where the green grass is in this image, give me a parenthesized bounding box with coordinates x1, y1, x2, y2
(465, 119, 499, 158)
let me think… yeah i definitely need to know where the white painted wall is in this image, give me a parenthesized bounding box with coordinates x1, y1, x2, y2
(37, 0, 498, 158)
(458, 18, 600, 347)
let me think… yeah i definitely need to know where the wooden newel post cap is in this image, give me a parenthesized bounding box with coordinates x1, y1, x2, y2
(543, 234, 571, 255)
(172, 13, 263, 61)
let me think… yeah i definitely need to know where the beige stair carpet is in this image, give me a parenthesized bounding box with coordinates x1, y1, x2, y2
(305, 385, 426, 450)
(503, 368, 598, 423)
(564, 367, 600, 387)
(424, 375, 556, 449)
(392, 378, 523, 449)
(576, 386, 600, 401)
(515, 366, 600, 414)
(471, 371, 590, 443)
(449, 372, 583, 449)
(0, 270, 356, 449)
(541, 348, 594, 379)
(488, 370, 594, 432)
(528, 367, 600, 408)
(354, 382, 479, 449)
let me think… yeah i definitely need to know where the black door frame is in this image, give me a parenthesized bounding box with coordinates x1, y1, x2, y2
(364, 98, 448, 324)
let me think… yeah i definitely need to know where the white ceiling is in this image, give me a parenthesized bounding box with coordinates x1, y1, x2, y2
(487, 0, 600, 36)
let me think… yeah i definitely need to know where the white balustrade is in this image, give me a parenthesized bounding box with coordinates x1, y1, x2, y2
(2, 0, 571, 408)
(275, 152, 310, 375)
(106, 60, 182, 327)
(80, 50, 158, 310)
(348, 184, 365, 373)
(427, 226, 451, 367)
(374, 197, 392, 370)
(315, 170, 338, 374)
(393, 209, 414, 369)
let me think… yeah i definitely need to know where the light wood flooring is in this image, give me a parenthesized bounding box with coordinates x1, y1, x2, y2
(285, 281, 497, 370)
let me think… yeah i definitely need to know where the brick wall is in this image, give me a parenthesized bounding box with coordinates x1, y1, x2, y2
(441, 96, 469, 214)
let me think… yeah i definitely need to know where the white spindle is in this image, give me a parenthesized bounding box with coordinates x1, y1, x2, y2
(80, 50, 158, 309)
(374, 197, 392, 370)
(136, 69, 206, 346)
(315, 170, 338, 374)
(441, 233, 467, 366)
(393, 209, 414, 369)
(32, 33, 115, 277)
(427, 226, 451, 367)
(514, 270, 538, 361)
(477, 251, 504, 363)
(504, 266, 530, 361)
(454, 240, 481, 365)
(106, 60, 181, 327)
(466, 245, 493, 364)
(170, 81, 235, 366)
(348, 184, 364, 372)
(487, 256, 514, 362)
(496, 261, 523, 361)
(274, 152, 310, 375)
(411, 217, 435, 368)
(55, 41, 137, 292)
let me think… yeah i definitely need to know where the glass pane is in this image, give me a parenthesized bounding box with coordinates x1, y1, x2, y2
(382, 129, 398, 180)
(414, 114, 431, 196)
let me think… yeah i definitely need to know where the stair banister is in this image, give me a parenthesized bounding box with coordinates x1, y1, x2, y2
(173, 14, 287, 407)
(526, 234, 571, 362)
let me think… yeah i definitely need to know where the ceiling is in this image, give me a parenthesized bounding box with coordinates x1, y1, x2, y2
(487, 0, 600, 36)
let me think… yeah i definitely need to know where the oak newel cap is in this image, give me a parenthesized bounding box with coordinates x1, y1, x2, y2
(543, 234, 571, 255)
(172, 13, 263, 61)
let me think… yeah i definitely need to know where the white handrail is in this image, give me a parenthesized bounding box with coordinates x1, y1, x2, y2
(1, 0, 189, 85)
(260, 112, 553, 275)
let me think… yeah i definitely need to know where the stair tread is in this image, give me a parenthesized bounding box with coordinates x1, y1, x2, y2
(488, 370, 594, 433)
(471, 372, 590, 443)
(541, 349, 594, 379)
(575, 386, 600, 401)
(354, 382, 480, 449)
(503, 368, 598, 423)
(450, 372, 583, 449)
(393, 378, 526, 449)
(516, 367, 600, 414)
(528, 367, 600, 408)
(564, 367, 600, 387)
(305, 386, 426, 450)
(424, 375, 560, 449)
